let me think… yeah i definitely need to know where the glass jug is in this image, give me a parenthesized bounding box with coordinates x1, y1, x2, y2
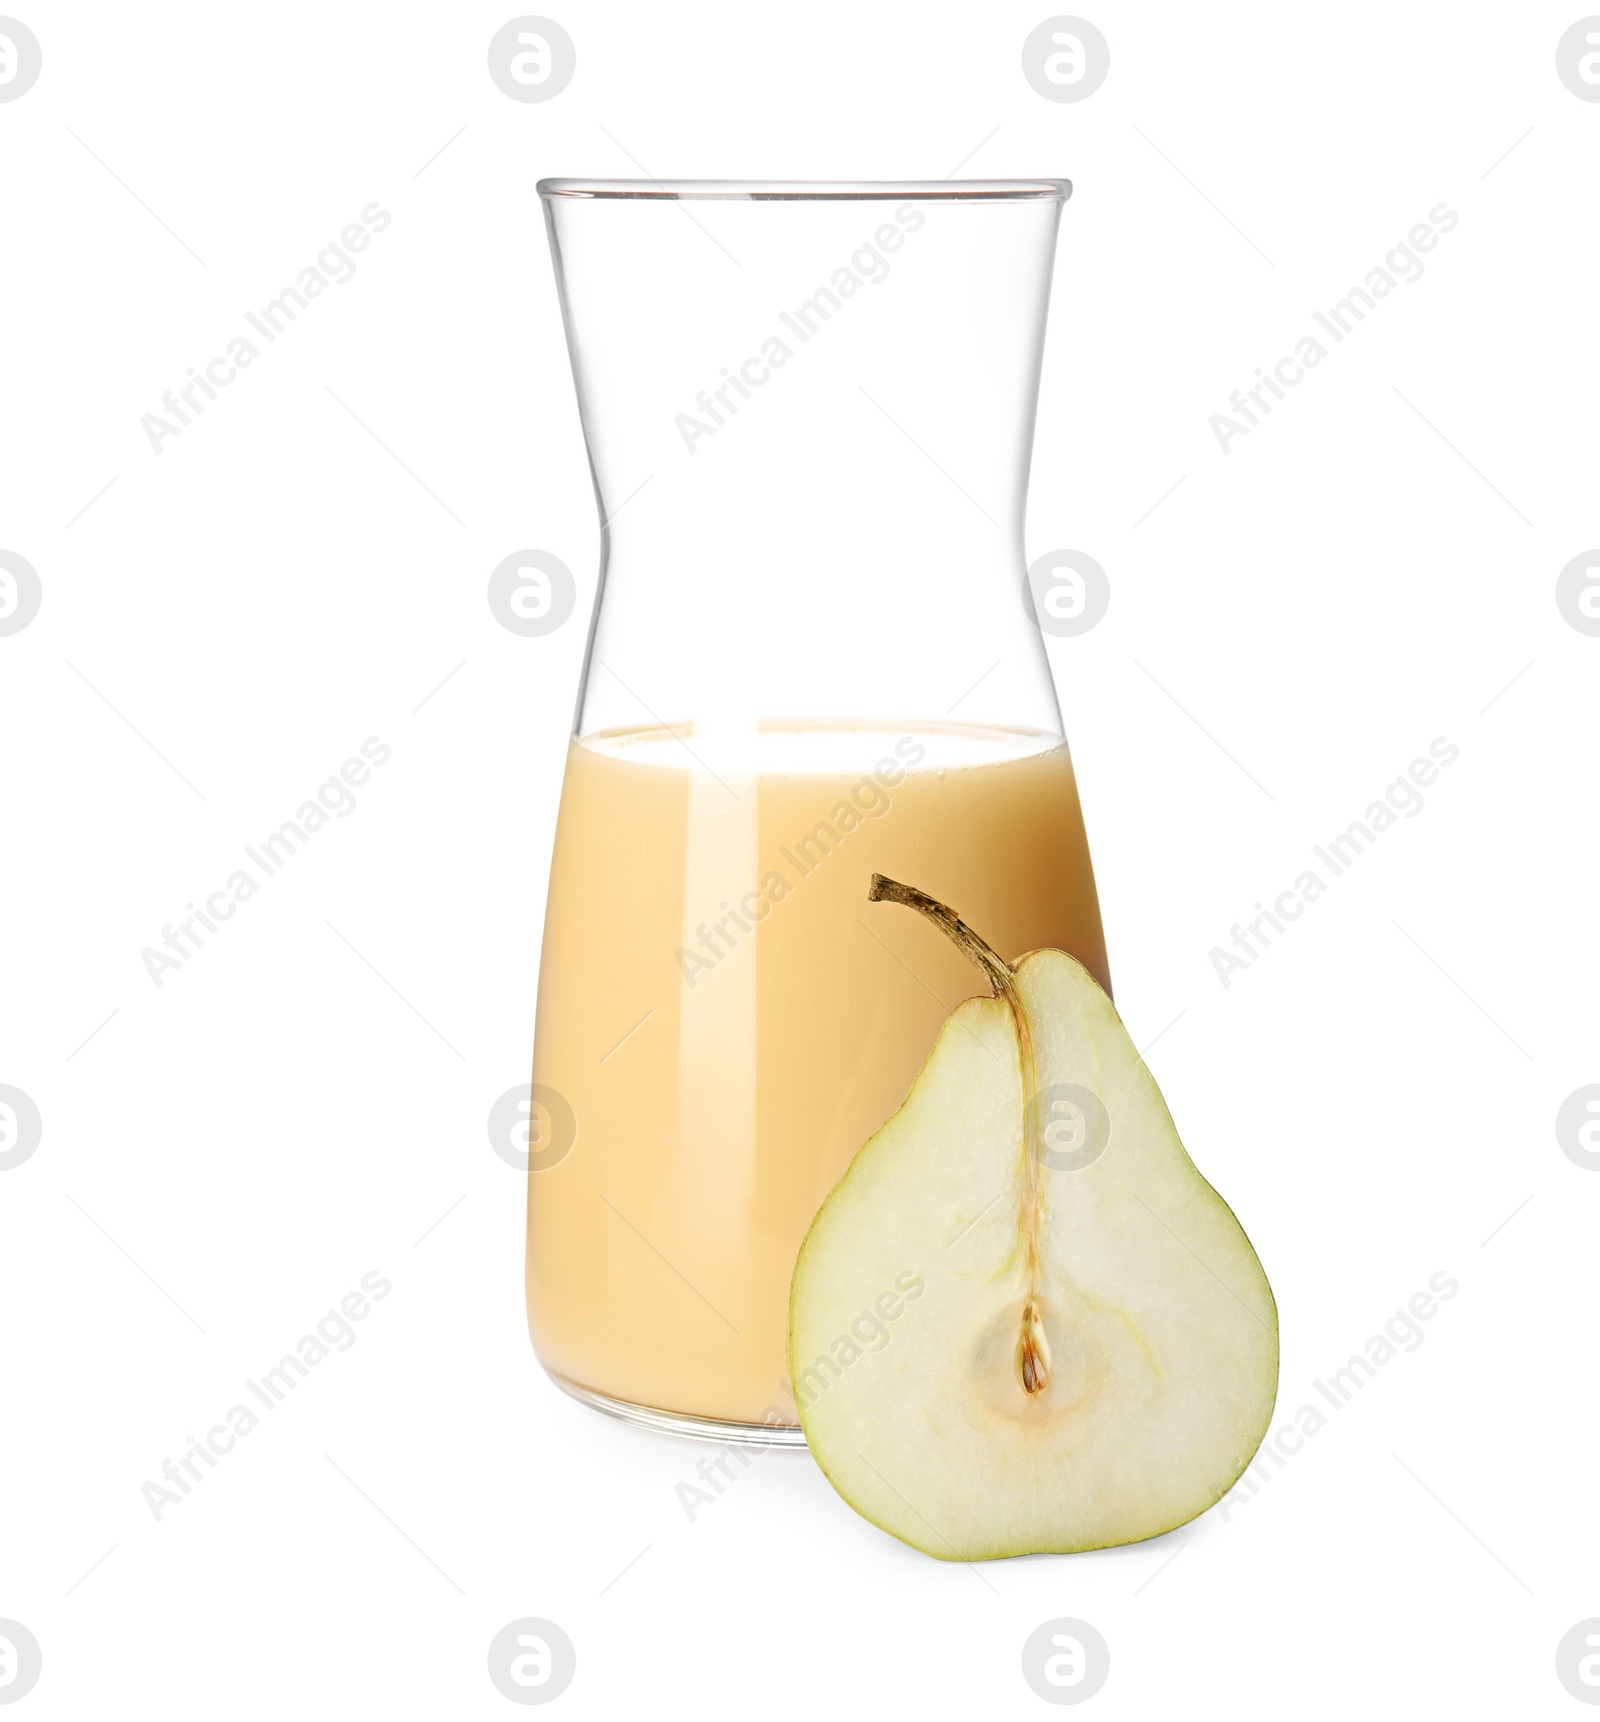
(526, 180, 1108, 1444)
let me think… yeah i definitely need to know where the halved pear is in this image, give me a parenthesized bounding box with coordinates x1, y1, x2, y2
(788, 876, 1278, 1559)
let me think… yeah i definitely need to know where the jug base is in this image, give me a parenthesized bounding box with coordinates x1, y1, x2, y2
(547, 1371, 807, 1448)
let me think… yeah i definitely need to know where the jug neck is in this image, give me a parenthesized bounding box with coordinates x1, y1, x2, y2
(541, 181, 1073, 746)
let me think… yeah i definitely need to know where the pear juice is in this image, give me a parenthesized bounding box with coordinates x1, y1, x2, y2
(526, 722, 1109, 1427)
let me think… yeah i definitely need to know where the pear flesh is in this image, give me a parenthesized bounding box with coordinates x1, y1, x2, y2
(789, 878, 1278, 1560)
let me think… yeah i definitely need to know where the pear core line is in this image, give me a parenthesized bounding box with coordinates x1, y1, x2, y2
(867, 874, 1049, 1396)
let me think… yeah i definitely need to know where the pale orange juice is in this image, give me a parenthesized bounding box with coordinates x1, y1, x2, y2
(526, 722, 1109, 1427)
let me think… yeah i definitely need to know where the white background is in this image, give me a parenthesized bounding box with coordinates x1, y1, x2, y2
(3, 1, 1598, 1715)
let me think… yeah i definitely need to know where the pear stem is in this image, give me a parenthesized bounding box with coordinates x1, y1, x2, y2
(867, 874, 1049, 1395)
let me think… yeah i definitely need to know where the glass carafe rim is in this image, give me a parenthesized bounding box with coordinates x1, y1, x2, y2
(537, 177, 1071, 203)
